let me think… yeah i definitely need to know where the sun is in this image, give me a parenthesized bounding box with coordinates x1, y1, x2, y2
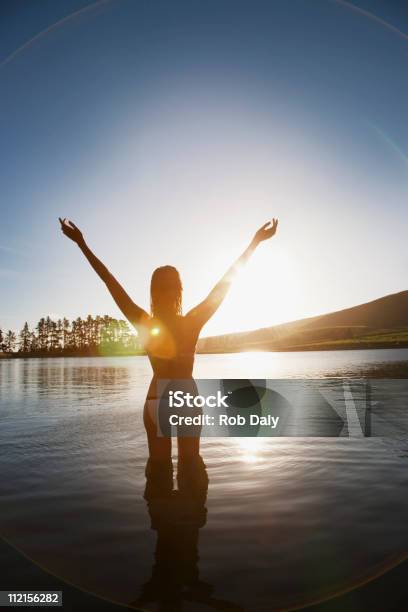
(212, 244, 301, 335)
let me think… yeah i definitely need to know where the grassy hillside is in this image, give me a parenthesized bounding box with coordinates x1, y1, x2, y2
(198, 291, 408, 353)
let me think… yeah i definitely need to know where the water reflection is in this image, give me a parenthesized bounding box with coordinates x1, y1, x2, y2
(132, 456, 243, 611)
(2, 358, 133, 398)
(235, 437, 271, 463)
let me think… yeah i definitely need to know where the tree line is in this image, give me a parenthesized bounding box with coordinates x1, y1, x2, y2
(0, 315, 143, 356)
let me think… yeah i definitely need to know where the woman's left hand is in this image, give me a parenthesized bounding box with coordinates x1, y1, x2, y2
(253, 218, 278, 245)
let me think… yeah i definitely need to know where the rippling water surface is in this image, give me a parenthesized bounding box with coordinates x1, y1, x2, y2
(1, 350, 408, 611)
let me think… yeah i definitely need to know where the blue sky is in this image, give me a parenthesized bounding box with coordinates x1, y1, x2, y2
(1, 0, 407, 335)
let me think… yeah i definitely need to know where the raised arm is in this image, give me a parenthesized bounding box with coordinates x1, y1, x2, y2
(59, 218, 149, 326)
(187, 219, 278, 328)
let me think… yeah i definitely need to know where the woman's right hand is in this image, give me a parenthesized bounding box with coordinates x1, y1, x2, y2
(59, 218, 84, 245)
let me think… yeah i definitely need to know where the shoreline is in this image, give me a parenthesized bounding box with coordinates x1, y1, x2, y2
(198, 341, 408, 353)
(1, 343, 408, 359)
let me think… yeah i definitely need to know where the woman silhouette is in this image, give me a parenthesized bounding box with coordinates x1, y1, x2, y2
(59, 217, 278, 463)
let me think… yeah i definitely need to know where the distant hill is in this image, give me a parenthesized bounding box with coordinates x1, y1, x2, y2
(198, 290, 408, 353)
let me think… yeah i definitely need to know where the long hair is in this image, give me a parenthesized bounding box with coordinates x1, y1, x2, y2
(150, 266, 183, 318)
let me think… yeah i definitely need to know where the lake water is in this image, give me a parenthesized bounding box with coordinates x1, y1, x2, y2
(1, 350, 408, 611)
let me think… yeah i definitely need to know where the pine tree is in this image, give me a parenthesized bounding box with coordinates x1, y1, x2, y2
(29, 331, 38, 352)
(36, 318, 47, 351)
(4, 330, 17, 352)
(45, 316, 53, 351)
(62, 317, 71, 350)
(19, 322, 31, 353)
(50, 320, 60, 351)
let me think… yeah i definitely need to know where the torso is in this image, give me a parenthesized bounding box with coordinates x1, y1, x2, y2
(141, 314, 201, 399)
